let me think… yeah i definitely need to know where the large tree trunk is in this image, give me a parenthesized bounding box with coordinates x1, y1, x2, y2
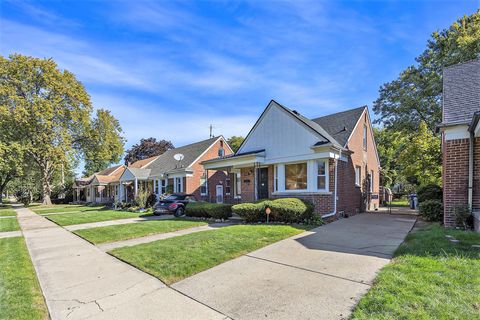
(40, 162, 53, 206)
(0, 175, 12, 204)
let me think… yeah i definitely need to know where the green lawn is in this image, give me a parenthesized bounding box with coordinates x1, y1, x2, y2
(352, 224, 480, 319)
(388, 199, 409, 207)
(0, 204, 16, 217)
(110, 224, 306, 284)
(46, 210, 149, 226)
(31, 204, 103, 215)
(74, 219, 207, 244)
(0, 218, 20, 232)
(0, 237, 48, 320)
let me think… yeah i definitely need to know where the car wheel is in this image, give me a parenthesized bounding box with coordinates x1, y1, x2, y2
(174, 207, 185, 217)
(153, 211, 160, 216)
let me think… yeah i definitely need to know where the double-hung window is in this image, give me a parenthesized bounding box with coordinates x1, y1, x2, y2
(317, 160, 327, 190)
(274, 165, 279, 192)
(225, 178, 231, 195)
(174, 177, 183, 193)
(161, 179, 167, 194)
(363, 124, 367, 150)
(200, 174, 207, 195)
(285, 163, 307, 190)
(370, 171, 374, 192)
(355, 166, 361, 186)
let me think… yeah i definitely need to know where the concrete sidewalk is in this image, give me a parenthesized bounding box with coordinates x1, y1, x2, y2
(173, 213, 416, 320)
(65, 214, 175, 231)
(16, 205, 227, 320)
(97, 222, 231, 251)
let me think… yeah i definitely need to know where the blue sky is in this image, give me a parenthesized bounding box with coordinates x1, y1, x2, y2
(1, 0, 478, 151)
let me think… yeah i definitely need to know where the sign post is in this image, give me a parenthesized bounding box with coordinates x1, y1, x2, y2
(265, 207, 271, 223)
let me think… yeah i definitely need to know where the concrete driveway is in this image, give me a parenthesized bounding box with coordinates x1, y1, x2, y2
(173, 213, 416, 320)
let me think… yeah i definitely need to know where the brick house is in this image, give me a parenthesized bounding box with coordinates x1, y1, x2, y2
(202, 100, 380, 218)
(437, 59, 480, 231)
(74, 136, 233, 204)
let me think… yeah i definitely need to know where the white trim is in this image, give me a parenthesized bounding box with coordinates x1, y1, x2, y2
(108, 165, 124, 176)
(345, 107, 366, 147)
(444, 125, 470, 140)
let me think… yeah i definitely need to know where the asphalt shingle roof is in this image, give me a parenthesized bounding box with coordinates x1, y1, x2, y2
(443, 59, 480, 125)
(311, 106, 366, 147)
(148, 137, 219, 177)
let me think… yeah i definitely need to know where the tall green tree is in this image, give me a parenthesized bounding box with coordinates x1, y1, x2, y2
(0, 54, 124, 204)
(0, 142, 25, 203)
(373, 128, 403, 188)
(83, 109, 125, 176)
(374, 11, 480, 134)
(226, 136, 244, 153)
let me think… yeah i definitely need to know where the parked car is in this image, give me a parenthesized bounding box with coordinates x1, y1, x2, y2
(153, 194, 196, 217)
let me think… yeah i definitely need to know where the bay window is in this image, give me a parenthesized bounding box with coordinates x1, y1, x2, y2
(285, 163, 307, 190)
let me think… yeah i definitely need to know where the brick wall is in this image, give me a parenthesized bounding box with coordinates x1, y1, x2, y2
(336, 158, 362, 216)
(345, 111, 380, 211)
(443, 138, 469, 227)
(185, 137, 233, 201)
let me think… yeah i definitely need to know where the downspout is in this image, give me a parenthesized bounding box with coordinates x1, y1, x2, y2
(468, 130, 474, 211)
(467, 112, 480, 211)
(322, 151, 339, 219)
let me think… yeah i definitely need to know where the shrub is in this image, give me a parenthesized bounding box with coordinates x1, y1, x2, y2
(417, 184, 442, 203)
(419, 199, 443, 222)
(185, 202, 232, 220)
(135, 191, 148, 209)
(146, 193, 157, 208)
(452, 205, 472, 230)
(232, 202, 265, 222)
(233, 198, 314, 223)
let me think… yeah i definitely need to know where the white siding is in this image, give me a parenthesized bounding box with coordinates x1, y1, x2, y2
(119, 168, 136, 182)
(238, 103, 326, 161)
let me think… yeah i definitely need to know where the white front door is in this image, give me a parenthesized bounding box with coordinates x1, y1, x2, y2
(216, 185, 224, 203)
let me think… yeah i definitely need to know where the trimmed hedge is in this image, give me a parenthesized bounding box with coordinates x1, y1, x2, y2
(418, 199, 443, 222)
(185, 202, 232, 220)
(232, 198, 314, 223)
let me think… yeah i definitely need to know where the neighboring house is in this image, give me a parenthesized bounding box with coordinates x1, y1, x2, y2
(437, 59, 480, 231)
(202, 100, 380, 217)
(74, 136, 233, 204)
(73, 165, 126, 203)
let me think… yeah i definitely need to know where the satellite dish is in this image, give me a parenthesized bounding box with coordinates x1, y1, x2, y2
(173, 153, 184, 161)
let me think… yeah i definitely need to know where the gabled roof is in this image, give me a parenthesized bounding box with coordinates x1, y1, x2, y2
(149, 136, 223, 177)
(311, 106, 366, 147)
(128, 156, 160, 168)
(442, 59, 480, 125)
(96, 165, 123, 176)
(125, 167, 151, 179)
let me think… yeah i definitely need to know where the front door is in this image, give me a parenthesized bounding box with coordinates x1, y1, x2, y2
(257, 168, 269, 199)
(216, 185, 224, 203)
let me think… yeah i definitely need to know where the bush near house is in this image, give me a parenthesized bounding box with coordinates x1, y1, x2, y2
(417, 184, 442, 203)
(233, 198, 314, 223)
(418, 199, 443, 221)
(185, 202, 232, 220)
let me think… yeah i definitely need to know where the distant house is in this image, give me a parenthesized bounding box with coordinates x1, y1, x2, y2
(202, 100, 380, 217)
(438, 59, 480, 231)
(73, 136, 233, 204)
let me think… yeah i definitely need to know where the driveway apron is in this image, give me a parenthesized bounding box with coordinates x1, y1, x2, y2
(173, 213, 416, 320)
(15, 206, 226, 320)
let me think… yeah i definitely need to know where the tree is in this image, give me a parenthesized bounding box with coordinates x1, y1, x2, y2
(0, 54, 124, 204)
(373, 11, 480, 134)
(373, 128, 404, 188)
(124, 138, 174, 165)
(226, 136, 244, 153)
(83, 109, 125, 176)
(0, 142, 25, 203)
(397, 122, 441, 187)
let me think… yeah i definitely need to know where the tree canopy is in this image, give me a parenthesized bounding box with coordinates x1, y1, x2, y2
(124, 138, 174, 165)
(372, 11, 480, 188)
(0, 54, 124, 204)
(226, 136, 244, 153)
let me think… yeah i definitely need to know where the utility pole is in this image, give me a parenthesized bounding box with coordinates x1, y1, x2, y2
(209, 124, 213, 138)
